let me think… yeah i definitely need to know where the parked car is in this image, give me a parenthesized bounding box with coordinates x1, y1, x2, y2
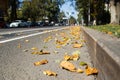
(27, 21, 38, 27)
(37, 21, 45, 27)
(54, 23, 60, 26)
(10, 20, 27, 28)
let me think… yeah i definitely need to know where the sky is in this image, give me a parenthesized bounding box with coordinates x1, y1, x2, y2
(60, 1, 78, 19)
(19, 0, 78, 19)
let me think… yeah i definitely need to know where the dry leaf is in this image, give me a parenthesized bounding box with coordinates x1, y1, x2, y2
(54, 51, 59, 54)
(44, 36, 52, 43)
(31, 47, 38, 50)
(60, 61, 76, 72)
(64, 51, 80, 61)
(25, 40, 29, 42)
(73, 43, 83, 48)
(34, 59, 48, 66)
(23, 49, 28, 52)
(43, 70, 57, 76)
(17, 43, 21, 48)
(80, 61, 87, 66)
(72, 53, 79, 61)
(31, 50, 50, 55)
(64, 55, 71, 61)
(85, 65, 98, 75)
(31, 51, 39, 54)
(56, 45, 61, 48)
(107, 31, 113, 35)
(39, 50, 50, 55)
(76, 68, 84, 73)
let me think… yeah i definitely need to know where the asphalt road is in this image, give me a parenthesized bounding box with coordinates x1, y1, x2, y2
(0, 27, 96, 80)
(0, 26, 65, 41)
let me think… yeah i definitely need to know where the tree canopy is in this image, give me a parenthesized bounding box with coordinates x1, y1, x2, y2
(76, 0, 120, 25)
(8, 0, 65, 22)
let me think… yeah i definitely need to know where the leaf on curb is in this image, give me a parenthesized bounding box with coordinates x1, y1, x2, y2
(34, 59, 48, 66)
(60, 61, 76, 72)
(43, 70, 57, 76)
(85, 65, 98, 75)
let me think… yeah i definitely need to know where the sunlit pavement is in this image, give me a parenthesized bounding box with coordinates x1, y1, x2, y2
(0, 26, 97, 80)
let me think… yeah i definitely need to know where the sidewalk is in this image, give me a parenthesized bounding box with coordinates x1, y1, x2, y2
(0, 26, 97, 80)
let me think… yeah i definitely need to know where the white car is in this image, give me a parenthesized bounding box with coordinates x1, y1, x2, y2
(10, 20, 27, 27)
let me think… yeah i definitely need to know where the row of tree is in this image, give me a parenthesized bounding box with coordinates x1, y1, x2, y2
(75, 0, 120, 25)
(8, 0, 65, 23)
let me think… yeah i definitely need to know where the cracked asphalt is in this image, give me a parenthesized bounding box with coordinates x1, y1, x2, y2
(0, 27, 96, 80)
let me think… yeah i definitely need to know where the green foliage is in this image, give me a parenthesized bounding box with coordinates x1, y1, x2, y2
(75, 0, 110, 25)
(58, 11, 65, 22)
(69, 16, 76, 25)
(76, 0, 89, 25)
(90, 24, 120, 38)
(21, 0, 62, 22)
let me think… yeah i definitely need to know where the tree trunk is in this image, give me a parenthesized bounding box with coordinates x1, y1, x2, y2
(110, 0, 120, 24)
(10, 0, 17, 21)
(116, 2, 120, 24)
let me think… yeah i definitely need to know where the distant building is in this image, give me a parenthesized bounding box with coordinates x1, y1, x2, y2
(0, 0, 9, 17)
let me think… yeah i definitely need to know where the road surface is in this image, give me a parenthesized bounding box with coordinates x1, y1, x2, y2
(0, 26, 96, 80)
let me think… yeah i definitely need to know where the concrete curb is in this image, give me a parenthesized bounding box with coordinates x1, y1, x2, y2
(81, 26, 120, 80)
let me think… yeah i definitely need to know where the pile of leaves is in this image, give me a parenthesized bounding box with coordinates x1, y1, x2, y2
(90, 24, 120, 38)
(19, 26, 98, 78)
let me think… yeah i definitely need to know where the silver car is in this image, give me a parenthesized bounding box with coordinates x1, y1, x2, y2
(10, 20, 27, 27)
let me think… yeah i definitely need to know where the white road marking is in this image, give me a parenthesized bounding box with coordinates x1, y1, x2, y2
(0, 27, 68, 43)
(0, 27, 57, 35)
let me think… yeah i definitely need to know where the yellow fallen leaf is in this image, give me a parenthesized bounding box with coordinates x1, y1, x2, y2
(54, 51, 59, 54)
(73, 43, 83, 48)
(23, 49, 28, 52)
(31, 51, 39, 54)
(60, 61, 76, 72)
(76, 68, 84, 73)
(31, 47, 38, 50)
(64, 55, 71, 61)
(56, 45, 61, 48)
(25, 40, 29, 42)
(107, 31, 113, 35)
(64, 51, 80, 61)
(34, 59, 48, 66)
(72, 53, 79, 61)
(31, 50, 50, 55)
(44, 36, 52, 43)
(17, 43, 21, 48)
(41, 50, 50, 54)
(43, 70, 57, 76)
(85, 65, 98, 75)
